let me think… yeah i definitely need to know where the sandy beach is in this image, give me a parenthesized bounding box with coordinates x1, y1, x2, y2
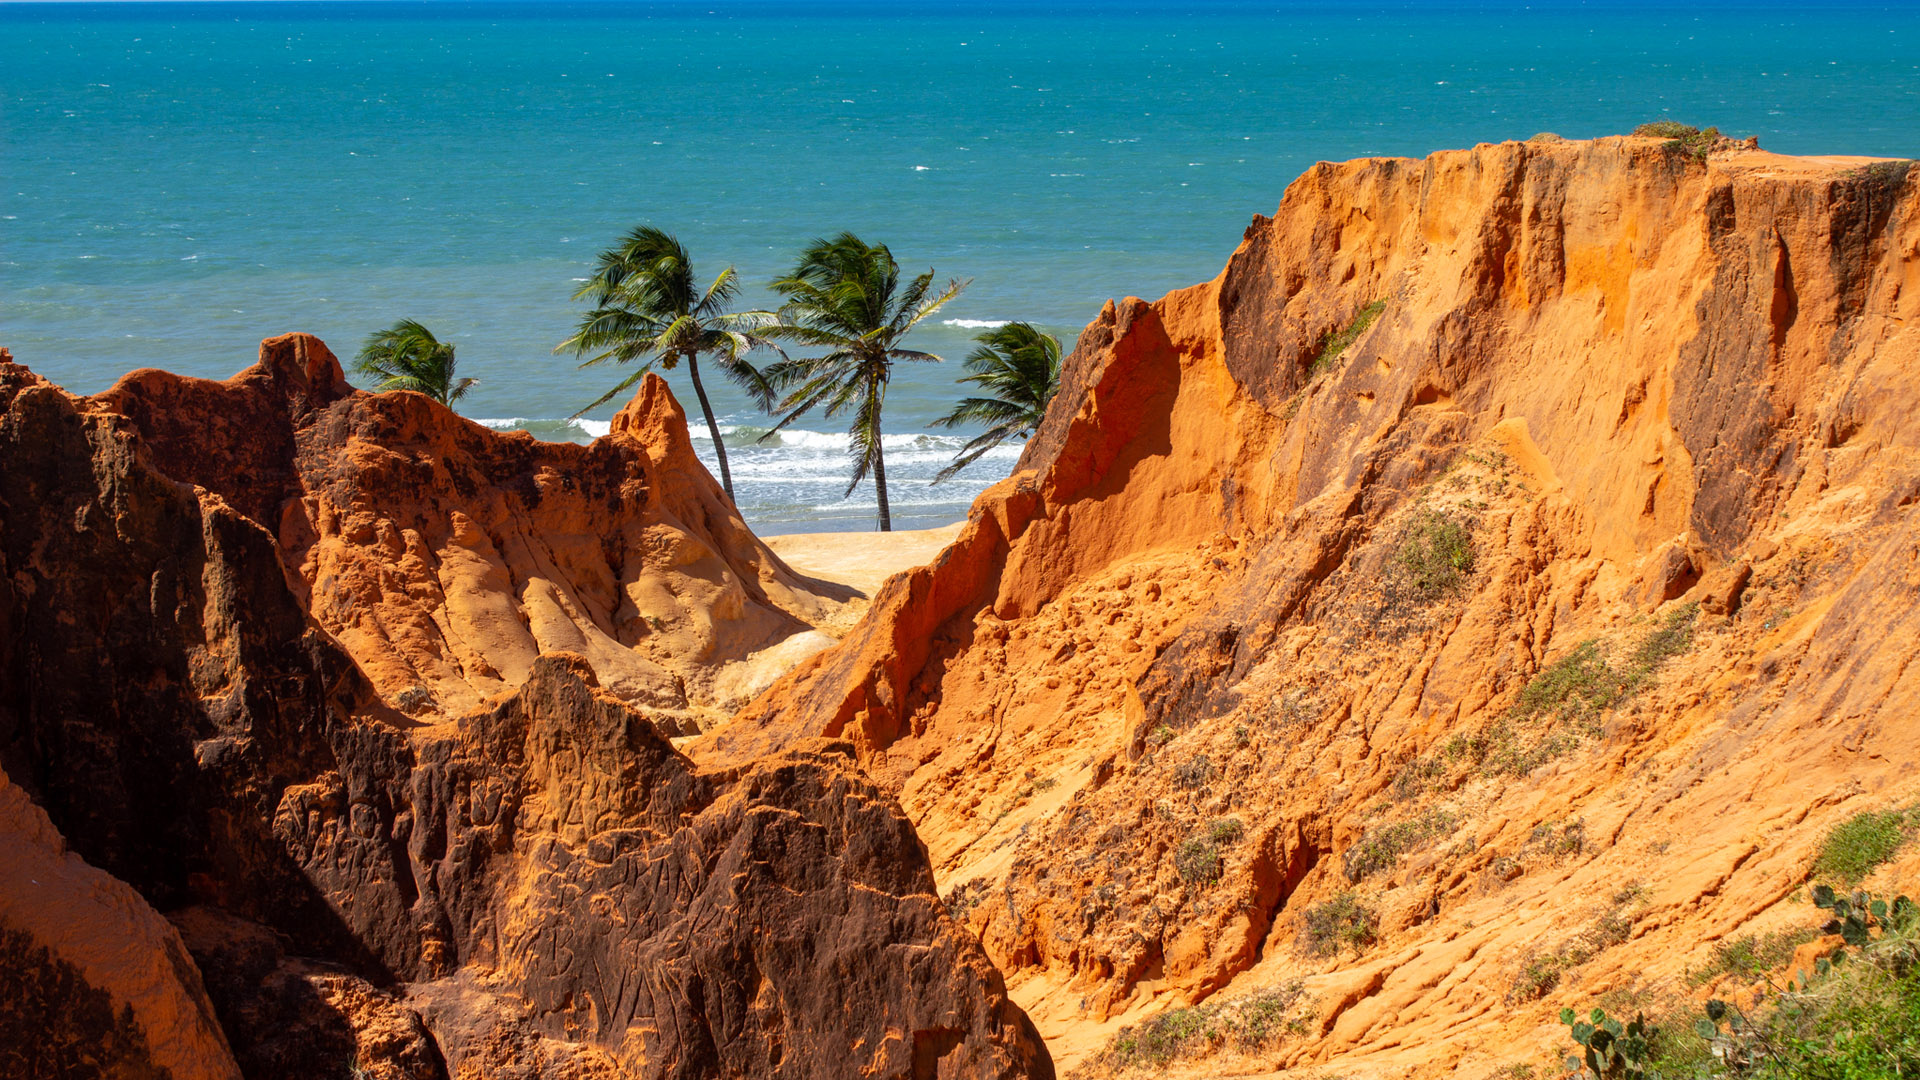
(764, 521, 965, 599)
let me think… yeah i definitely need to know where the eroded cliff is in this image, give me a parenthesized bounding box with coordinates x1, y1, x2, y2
(0, 346, 1051, 1078)
(717, 136, 1920, 1075)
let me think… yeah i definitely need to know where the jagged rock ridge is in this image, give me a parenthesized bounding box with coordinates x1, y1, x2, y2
(0, 345, 1052, 1079)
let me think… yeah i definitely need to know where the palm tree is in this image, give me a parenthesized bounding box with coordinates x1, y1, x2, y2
(762, 233, 967, 532)
(557, 226, 778, 502)
(929, 322, 1061, 483)
(354, 320, 476, 408)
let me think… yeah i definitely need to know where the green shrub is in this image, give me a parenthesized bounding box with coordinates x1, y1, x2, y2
(1511, 640, 1622, 722)
(1686, 927, 1821, 987)
(1207, 817, 1245, 845)
(1172, 753, 1213, 790)
(1815, 809, 1914, 885)
(1174, 819, 1245, 887)
(1632, 121, 1699, 139)
(1309, 299, 1386, 376)
(1174, 837, 1220, 884)
(1396, 510, 1475, 599)
(1564, 891, 1920, 1080)
(1510, 604, 1698, 726)
(1089, 981, 1310, 1075)
(1302, 892, 1378, 957)
(1343, 808, 1458, 882)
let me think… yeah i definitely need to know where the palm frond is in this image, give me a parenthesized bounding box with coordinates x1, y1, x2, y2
(566, 366, 650, 420)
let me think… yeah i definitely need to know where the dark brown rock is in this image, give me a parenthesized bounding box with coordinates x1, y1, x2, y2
(0, 349, 1052, 1079)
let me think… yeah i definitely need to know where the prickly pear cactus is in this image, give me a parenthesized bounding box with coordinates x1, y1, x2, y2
(1560, 1007, 1652, 1079)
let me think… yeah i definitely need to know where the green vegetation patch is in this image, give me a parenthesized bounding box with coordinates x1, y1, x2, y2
(1815, 807, 1915, 886)
(1632, 120, 1701, 139)
(1344, 808, 1459, 882)
(1088, 981, 1310, 1076)
(1510, 603, 1698, 726)
(1174, 818, 1245, 886)
(1686, 927, 1821, 988)
(1632, 120, 1724, 161)
(1395, 509, 1476, 599)
(1510, 895, 1639, 1002)
(1309, 299, 1386, 376)
(1302, 892, 1379, 957)
(1561, 889, 1920, 1080)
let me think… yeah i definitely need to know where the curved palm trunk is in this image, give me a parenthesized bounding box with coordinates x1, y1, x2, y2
(683, 351, 736, 503)
(868, 375, 891, 532)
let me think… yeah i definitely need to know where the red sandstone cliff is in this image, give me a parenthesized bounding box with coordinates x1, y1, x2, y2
(89, 335, 852, 727)
(717, 137, 1920, 1074)
(0, 346, 1051, 1078)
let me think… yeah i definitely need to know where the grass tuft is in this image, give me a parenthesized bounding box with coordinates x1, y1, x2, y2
(1302, 892, 1379, 957)
(1309, 299, 1386, 376)
(1395, 510, 1475, 599)
(1084, 981, 1310, 1076)
(1814, 808, 1914, 886)
(1343, 808, 1458, 882)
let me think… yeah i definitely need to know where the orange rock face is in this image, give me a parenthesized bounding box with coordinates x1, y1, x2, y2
(718, 138, 1920, 1075)
(90, 334, 851, 726)
(0, 345, 1051, 1078)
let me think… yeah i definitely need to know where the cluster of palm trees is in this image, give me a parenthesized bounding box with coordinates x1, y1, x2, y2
(352, 227, 1061, 532)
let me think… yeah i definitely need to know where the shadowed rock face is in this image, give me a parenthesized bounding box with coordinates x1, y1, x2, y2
(0, 348, 1052, 1079)
(720, 140, 1920, 1074)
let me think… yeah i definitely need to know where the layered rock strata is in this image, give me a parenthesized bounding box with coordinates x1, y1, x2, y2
(0, 346, 1052, 1078)
(719, 137, 1920, 1074)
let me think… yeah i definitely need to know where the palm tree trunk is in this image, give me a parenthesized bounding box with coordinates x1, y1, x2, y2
(683, 351, 736, 502)
(871, 384, 891, 532)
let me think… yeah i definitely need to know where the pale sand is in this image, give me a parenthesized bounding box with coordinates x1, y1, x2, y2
(692, 522, 967, 729)
(765, 521, 965, 599)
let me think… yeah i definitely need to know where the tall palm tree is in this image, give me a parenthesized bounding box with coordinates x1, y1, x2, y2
(929, 322, 1062, 483)
(762, 233, 967, 532)
(354, 320, 477, 408)
(557, 226, 778, 503)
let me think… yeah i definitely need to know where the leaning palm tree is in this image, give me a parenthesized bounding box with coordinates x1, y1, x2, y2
(762, 233, 967, 531)
(929, 322, 1061, 483)
(354, 320, 476, 408)
(557, 226, 779, 502)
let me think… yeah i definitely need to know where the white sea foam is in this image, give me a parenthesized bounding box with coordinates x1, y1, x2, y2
(941, 318, 1009, 328)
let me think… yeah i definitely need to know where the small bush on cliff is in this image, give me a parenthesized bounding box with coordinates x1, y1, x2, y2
(1396, 510, 1476, 599)
(1085, 980, 1310, 1075)
(1686, 927, 1820, 988)
(1633, 120, 1699, 139)
(1566, 890, 1920, 1080)
(1175, 818, 1244, 886)
(1344, 808, 1458, 882)
(1509, 603, 1698, 726)
(1815, 808, 1915, 886)
(1302, 892, 1378, 957)
(1511, 895, 1640, 1002)
(1309, 299, 1386, 377)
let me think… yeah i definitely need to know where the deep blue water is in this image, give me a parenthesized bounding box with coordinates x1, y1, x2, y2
(4, 1, 1917, 530)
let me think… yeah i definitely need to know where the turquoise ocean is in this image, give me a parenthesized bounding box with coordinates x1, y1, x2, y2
(4, 1, 1917, 531)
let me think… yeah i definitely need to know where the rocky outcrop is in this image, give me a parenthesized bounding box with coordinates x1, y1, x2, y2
(0, 773, 241, 1080)
(89, 334, 852, 725)
(0, 348, 1051, 1078)
(718, 138, 1920, 1075)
